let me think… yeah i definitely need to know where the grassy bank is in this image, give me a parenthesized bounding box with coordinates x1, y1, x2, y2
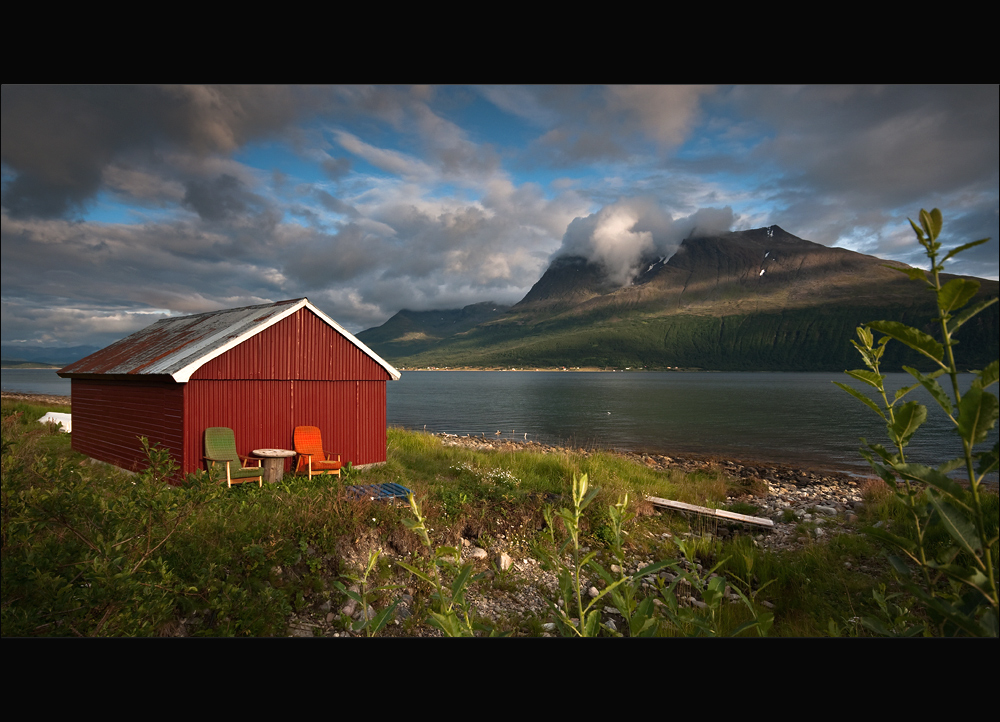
(3, 398, 995, 637)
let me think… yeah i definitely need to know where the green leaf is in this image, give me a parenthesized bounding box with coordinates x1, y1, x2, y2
(634, 559, 673, 580)
(903, 366, 953, 416)
(950, 297, 999, 333)
(886, 264, 930, 284)
(975, 360, 999, 390)
(867, 321, 944, 364)
(976, 442, 998, 477)
(862, 441, 895, 464)
(728, 619, 763, 638)
(936, 457, 966, 475)
(333, 583, 363, 604)
(942, 237, 991, 262)
(927, 562, 991, 597)
(893, 382, 922, 402)
(860, 616, 895, 637)
(843, 369, 885, 390)
(936, 278, 980, 315)
(867, 528, 917, 556)
(920, 208, 943, 241)
(435, 546, 461, 563)
(428, 611, 466, 637)
(451, 563, 474, 598)
(926, 492, 981, 556)
(889, 401, 927, 447)
(886, 554, 914, 577)
(370, 599, 401, 635)
(956, 386, 998, 446)
(834, 382, 886, 419)
(891, 462, 969, 505)
(395, 561, 434, 585)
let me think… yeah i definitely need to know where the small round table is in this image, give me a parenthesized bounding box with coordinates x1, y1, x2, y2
(253, 449, 297, 484)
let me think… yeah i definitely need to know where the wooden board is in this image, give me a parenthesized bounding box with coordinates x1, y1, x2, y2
(646, 496, 774, 528)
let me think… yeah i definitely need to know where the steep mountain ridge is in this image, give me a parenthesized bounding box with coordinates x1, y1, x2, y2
(358, 226, 999, 371)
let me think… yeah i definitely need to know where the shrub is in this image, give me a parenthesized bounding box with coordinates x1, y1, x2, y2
(836, 208, 998, 636)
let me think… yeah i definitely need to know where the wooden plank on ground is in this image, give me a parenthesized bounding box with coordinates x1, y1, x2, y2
(646, 496, 774, 528)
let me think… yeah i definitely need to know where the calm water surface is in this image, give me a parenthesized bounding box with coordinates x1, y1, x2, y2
(5, 368, 996, 479)
(387, 370, 998, 479)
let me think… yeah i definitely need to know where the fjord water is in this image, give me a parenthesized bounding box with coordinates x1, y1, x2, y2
(5, 368, 996, 480)
(387, 370, 998, 479)
(2, 368, 72, 395)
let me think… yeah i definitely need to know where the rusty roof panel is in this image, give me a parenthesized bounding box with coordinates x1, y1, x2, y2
(60, 299, 302, 377)
(57, 298, 399, 382)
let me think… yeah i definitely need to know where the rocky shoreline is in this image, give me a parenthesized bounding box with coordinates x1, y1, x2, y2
(1, 391, 72, 406)
(282, 432, 876, 637)
(431, 433, 869, 552)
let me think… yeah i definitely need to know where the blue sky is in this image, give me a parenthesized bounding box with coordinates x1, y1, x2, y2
(2, 85, 997, 349)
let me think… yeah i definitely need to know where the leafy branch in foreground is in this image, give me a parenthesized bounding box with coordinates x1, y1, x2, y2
(837, 208, 998, 636)
(333, 548, 401, 637)
(397, 493, 493, 636)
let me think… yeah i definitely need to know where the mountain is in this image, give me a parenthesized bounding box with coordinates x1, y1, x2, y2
(358, 227, 999, 371)
(355, 302, 511, 359)
(0, 345, 103, 367)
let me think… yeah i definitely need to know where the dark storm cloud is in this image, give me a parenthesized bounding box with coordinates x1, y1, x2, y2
(736, 86, 998, 200)
(724, 86, 999, 249)
(0, 211, 294, 331)
(1, 85, 326, 218)
(182, 174, 268, 222)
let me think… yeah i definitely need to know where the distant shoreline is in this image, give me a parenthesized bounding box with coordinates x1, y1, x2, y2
(0, 364, 62, 369)
(396, 366, 705, 372)
(1, 391, 71, 405)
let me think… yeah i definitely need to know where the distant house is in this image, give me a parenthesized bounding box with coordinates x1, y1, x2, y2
(58, 298, 400, 482)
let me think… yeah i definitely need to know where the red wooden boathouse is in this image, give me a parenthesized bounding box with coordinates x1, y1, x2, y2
(58, 298, 400, 482)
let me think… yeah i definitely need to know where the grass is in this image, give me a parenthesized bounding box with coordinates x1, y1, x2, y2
(4, 397, 995, 637)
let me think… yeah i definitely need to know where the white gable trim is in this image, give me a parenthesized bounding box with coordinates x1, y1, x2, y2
(171, 298, 400, 383)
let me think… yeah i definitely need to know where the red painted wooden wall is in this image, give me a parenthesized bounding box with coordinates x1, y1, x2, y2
(72, 307, 392, 481)
(71, 378, 185, 475)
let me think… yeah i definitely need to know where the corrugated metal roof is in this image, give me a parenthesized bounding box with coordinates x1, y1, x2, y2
(59, 298, 401, 382)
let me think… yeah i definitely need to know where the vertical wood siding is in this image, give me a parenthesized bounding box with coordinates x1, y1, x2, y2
(75, 308, 391, 480)
(183, 380, 387, 473)
(191, 309, 391, 382)
(182, 308, 390, 474)
(71, 379, 185, 476)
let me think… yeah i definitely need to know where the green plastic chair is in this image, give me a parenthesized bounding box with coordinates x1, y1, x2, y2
(204, 427, 263, 487)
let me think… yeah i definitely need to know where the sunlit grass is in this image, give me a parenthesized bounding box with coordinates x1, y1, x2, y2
(5, 401, 953, 637)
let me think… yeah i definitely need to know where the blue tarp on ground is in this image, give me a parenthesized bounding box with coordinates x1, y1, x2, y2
(345, 482, 412, 500)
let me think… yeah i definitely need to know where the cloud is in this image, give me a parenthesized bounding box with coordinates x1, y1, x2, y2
(519, 85, 716, 166)
(333, 129, 434, 180)
(1, 85, 327, 218)
(321, 156, 352, 181)
(3, 84, 995, 351)
(182, 173, 266, 222)
(556, 199, 736, 286)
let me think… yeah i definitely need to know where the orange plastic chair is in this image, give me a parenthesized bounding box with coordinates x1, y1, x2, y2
(294, 426, 342, 479)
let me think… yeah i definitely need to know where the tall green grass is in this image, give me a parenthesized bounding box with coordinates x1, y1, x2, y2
(4, 398, 952, 637)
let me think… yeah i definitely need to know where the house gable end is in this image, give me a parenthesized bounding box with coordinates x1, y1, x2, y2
(189, 307, 393, 381)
